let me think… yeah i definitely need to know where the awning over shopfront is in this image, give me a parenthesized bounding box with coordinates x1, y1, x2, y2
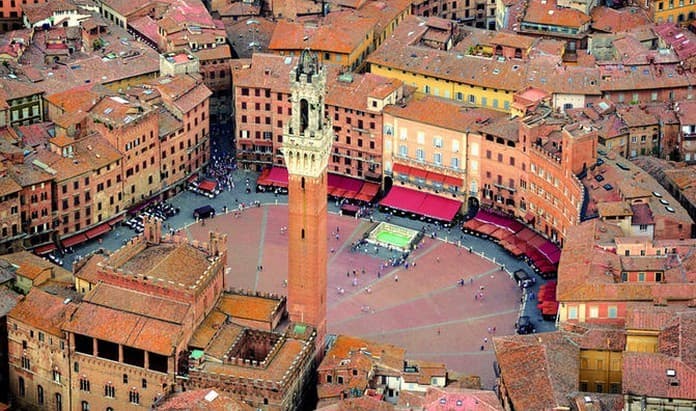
(85, 223, 111, 239)
(33, 243, 57, 255)
(418, 193, 461, 221)
(198, 180, 217, 192)
(380, 186, 461, 222)
(62, 234, 88, 248)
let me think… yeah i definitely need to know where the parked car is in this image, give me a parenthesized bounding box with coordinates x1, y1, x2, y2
(513, 269, 534, 288)
(516, 315, 535, 334)
(193, 205, 215, 219)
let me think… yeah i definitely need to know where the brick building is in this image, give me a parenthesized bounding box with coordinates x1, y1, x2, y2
(556, 219, 696, 326)
(3, 217, 228, 410)
(234, 53, 403, 180)
(7, 288, 77, 410)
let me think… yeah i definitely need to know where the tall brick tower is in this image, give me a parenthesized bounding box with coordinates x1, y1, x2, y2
(282, 50, 332, 346)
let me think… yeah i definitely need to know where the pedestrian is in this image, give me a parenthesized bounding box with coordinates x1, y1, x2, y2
(347, 271, 350, 277)
(480, 345, 485, 351)
(394, 274, 399, 282)
(484, 337, 488, 344)
(492, 326, 496, 333)
(474, 293, 478, 300)
(437, 328, 441, 336)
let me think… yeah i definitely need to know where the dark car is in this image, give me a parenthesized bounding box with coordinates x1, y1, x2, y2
(513, 269, 534, 288)
(193, 205, 215, 219)
(603, 183, 613, 191)
(596, 158, 604, 166)
(516, 315, 535, 334)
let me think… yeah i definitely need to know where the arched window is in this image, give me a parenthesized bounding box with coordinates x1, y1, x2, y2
(37, 385, 44, 404)
(300, 99, 309, 133)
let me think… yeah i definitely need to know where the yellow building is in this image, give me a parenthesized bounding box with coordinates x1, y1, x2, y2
(579, 349, 623, 394)
(367, 15, 524, 113)
(651, 0, 696, 24)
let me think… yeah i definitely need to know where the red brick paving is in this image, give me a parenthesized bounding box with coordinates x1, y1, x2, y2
(187, 205, 523, 389)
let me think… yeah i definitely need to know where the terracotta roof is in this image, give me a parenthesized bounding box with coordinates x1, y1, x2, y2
(198, 336, 312, 382)
(45, 84, 104, 115)
(623, 352, 696, 400)
(269, 12, 376, 54)
(156, 389, 253, 411)
(320, 335, 406, 374)
(0, 251, 54, 281)
(64, 302, 183, 355)
(0, 78, 43, 101)
(8, 288, 77, 336)
(401, 360, 447, 385)
(625, 303, 686, 330)
(83, 282, 191, 324)
(617, 105, 658, 127)
(384, 96, 506, 134)
(192, 44, 232, 61)
(153, 75, 212, 114)
(189, 309, 228, 350)
(677, 99, 696, 124)
(557, 220, 696, 303)
(326, 70, 402, 111)
(0, 175, 21, 196)
(617, 180, 652, 199)
(493, 332, 579, 411)
(201, 321, 244, 360)
(111, 242, 214, 290)
(597, 200, 632, 217)
(489, 31, 535, 50)
(416, 387, 505, 411)
(216, 293, 282, 322)
(232, 53, 296, 93)
(522, 0, 591, 28)
(590, 6, 652, 33)
(317, 395, 395, 411)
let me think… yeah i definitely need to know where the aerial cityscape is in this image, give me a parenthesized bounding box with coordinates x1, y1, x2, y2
(0, 0, 695, 409)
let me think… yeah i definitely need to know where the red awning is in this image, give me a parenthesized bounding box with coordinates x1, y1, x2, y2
(108, 214, 126, 227)
(444, 175, 463, 187)
(392, 163, 410, 175)
(410, 168, 427, 180)
(34, 243, 57, 255)
(419, 194, 461, 222)
(264, 167, 289, 187)
(187, 174, 198, 184)
(85, 223, 111, 239)
(199, 180, 217, 192)
(515, 228, 537, 242)
(355, 183, 379, 202)
(426, 172, 445, 184)
(62, 234, 88, 248)
(380, 185, 427, 214)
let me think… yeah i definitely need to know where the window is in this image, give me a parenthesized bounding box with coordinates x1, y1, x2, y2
(104, 384, 115, 398)
(142, 378, 147, 389)
(37, 385, 44, 404)
(398, 145, 408, 157)
(433, 152, 442, 165)
(589, 306, 599, 318)
(123, 374, 128, 384)
(638, 272, 645, 282)
(326, 375, 332, 383)
(416, 148, 425, 161)
(55, 393, 62, 411)
(21, 356, 30, 370)
(81, 401, 90, 411)
(656, 272, 662, 282)
(608, 306, 617, 318)
(337, 376, 344, 384)
(79, 378, 90, 392)
(18, 377, 25, 397)
(53, 370, 61, 383)
(129, 390, 140, 404)
(568, 306, 578, 319)
(451, 157, 459, 169)
(433, 137, 443, 148)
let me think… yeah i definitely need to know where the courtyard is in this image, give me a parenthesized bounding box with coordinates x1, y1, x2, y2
(185, 205, 523, 389)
